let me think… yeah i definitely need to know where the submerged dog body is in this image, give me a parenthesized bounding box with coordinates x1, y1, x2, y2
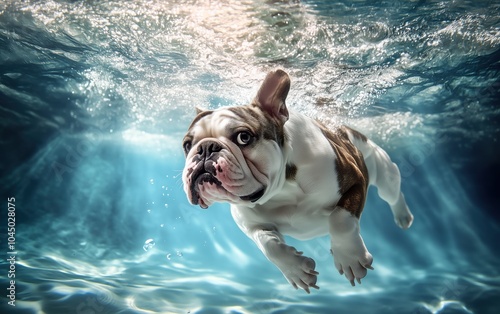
(182, 70, 414, 292)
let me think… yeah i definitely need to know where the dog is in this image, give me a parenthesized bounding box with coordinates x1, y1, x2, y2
(181, 69, 414, 293)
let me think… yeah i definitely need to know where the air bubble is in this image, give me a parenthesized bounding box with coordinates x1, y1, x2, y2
(143, 239, 155, 251)
(166, 253, 172, 260)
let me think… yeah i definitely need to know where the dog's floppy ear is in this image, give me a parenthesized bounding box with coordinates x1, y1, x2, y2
(254, 69, 290, 124)
(195, 106, 207, 114)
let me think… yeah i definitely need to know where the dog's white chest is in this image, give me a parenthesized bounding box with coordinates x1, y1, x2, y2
(232, 179, 339, 240)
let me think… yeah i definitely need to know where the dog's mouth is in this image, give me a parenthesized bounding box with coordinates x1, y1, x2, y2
(189, 166, 222, 208)
(189, 164, 265, 208)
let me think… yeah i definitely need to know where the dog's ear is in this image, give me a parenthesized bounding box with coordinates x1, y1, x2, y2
(254, 69, 290, 124)
(195, 106, 207, 114)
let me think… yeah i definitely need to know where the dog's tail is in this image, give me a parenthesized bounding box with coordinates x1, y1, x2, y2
(345, 127, 414, 229)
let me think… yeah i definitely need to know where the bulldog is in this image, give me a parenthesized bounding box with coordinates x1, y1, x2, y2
(182, 70, 414, 293)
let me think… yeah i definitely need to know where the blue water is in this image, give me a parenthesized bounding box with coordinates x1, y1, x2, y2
(1, 0, 499, 313)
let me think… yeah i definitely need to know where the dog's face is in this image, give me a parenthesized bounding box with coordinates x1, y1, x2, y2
(182, 70, 291, 208)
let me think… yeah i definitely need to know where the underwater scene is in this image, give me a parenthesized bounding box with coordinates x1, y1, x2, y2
(1, 0, 499, 313)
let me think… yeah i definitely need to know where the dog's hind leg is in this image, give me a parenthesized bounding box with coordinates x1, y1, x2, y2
(346, 128, 414, 229)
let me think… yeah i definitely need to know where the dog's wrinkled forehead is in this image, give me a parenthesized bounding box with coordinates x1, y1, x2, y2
(185, 105, 286, 145)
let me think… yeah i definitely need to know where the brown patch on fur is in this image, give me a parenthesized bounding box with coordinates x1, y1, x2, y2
(286, 163, 297, 180)
(228, 105, 286, 147)
(317, 123, 369, 218)
(347, 127, 368, 143)
(188, 109, 214, 130)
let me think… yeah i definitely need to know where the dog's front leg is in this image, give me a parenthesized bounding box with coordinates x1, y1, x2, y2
(251, 227, 319, 293)
(329, 207, 374, 286)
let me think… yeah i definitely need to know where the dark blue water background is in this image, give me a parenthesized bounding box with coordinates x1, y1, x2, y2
(1, 1, 499, 313)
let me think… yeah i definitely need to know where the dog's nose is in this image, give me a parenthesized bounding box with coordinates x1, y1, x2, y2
(196, 141, 222, 158)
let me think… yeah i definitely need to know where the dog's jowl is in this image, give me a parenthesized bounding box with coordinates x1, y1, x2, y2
(182, 70, 414, 293)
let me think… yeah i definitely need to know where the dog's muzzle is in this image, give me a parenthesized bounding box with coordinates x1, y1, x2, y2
(188, 141, 222, 205)
(186, 140, 265, 207)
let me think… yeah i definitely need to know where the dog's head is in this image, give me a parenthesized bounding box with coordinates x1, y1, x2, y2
(182, 70, 291, 208)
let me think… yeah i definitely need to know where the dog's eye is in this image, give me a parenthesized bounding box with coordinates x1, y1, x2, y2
(183, 140, 192, 153)
(236, 131, 253, 146)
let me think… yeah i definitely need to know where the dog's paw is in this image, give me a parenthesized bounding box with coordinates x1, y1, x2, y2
(391, 194, 414, 229)
(394, 210, 414, 229)
(274, 246, 319, 293)
(331, 241, 373, 286)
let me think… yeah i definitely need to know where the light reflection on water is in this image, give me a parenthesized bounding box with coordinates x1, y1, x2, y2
(1, 0, 499, 313)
